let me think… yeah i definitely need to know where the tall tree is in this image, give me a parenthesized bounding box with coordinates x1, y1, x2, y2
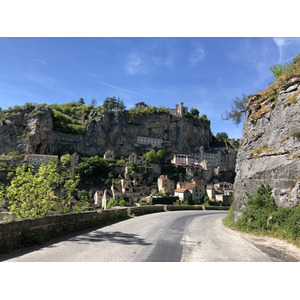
(0, 161, 85, 219)
(222, 94, 248, 125)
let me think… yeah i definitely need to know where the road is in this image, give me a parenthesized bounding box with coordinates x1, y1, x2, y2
(0, 210, 272, 262)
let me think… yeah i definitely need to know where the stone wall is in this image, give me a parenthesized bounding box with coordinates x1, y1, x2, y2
(0, 205, 229, 254)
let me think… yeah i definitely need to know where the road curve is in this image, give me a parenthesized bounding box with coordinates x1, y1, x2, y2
(0, 210, 271, 262)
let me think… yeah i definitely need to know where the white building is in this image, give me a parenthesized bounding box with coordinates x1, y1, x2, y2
(137, 136, 163, 147)
(171, 154, 195, 166)
(26, 154, 58, 166)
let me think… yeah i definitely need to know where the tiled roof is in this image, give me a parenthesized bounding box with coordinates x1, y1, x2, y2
(174, 188, 188, 193)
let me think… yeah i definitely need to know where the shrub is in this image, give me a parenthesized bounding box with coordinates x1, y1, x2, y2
(106, 198, 118, 209)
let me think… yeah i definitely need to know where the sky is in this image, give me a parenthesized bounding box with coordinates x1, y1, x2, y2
(1, 37, 300, 139)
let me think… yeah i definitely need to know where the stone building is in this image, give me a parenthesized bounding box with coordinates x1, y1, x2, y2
(157, 175, 175, 194)
(174, 188, 191, 201)
(104, 150, 115, 160)
(137, 136, 163, 148)
(71, 152, 79, 169)
(25, 154, 58, 166)
(171, 154, 195, 166)
(169, 102, 188, 116)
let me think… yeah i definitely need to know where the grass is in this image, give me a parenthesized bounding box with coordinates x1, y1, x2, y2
(223, 184, 300, 248)
(284, 90, 300, 108)
(248, 60, 300, 120)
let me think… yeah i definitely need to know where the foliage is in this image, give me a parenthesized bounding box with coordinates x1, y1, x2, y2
(223, 183, 300, 245)
(0, 161, 86, 220)
(128, 161, 139, 173)
(77, 155, 110, 179)
(269, 62, 290, 79)
(119, 199, 126, 207)
(144, 150, 159, 163)
(102, 97, 125, 111)
(156, 150, 166, 163)
(190, 108, 199, 117)
(144, 150, 166, 164)
(222, 94, 248, 125)
(134, 102, 148, 109)
(216, 132, 229, 140)
(60, 153, 71, 167)
(106, 198, 119, 209)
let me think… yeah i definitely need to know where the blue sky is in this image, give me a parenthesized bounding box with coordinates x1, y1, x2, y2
(0, 37, 300, 139)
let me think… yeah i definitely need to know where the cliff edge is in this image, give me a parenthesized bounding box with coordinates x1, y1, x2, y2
(234, 75, 300, 220)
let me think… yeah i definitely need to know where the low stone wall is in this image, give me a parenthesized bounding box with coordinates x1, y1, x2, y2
(0, 205, 229, 254)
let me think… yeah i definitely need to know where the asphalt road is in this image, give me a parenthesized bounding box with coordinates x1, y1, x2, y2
(0, 210, 271, 262)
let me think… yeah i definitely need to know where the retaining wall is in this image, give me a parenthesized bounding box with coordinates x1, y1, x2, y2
(0, 205, 229, 254)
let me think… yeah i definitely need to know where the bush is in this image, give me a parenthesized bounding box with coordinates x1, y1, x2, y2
(106, 198, 118, 209)
(225, 183, 300, 245)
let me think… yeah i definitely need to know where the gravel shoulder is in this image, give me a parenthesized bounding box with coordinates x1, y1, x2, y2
(229, 229, 300, 262)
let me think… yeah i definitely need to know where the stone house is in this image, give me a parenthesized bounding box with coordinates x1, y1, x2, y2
(176, 180, 205, 203)
(25, 154, 58, 166)
(214, 182, 233, 193)
(104, 150, 115, 160)
(174, 188, 191, 201)
(129, 152, 146, 165)
(157, 175, 175, 194)
(206, 184, 215, 200)
(137, 136, 163, 148)
(71, 152, 79, 169)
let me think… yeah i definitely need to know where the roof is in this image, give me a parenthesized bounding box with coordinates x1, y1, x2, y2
(72, 152, 79, 156)
(104, 150, 114, 154)
(27, 154, 58, 158)
(130, 152, 137, 156)
(112, 185, 123, 195)
(174, 188, 189, 193)
(158, 175, 168, 179)
(185, 183, 198, 190)
(192, 179, 206, 186)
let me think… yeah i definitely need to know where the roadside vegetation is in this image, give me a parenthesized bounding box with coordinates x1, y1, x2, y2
(223, 183, 300, 247)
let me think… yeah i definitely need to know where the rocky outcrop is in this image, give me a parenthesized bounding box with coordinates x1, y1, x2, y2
(0, 108, 212, 157)
(234, 76, 300, 220)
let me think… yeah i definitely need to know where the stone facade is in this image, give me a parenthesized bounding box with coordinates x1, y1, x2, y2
(26, 154, 58, 166)
(157, 175, 175, 194)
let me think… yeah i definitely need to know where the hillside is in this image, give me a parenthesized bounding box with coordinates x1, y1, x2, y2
(0, 103, 212, 157)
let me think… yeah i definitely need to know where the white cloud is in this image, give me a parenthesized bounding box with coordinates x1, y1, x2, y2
(273, 37, 300, 62)
(125, 52, 147, 75)
(189, 46, 205, 66)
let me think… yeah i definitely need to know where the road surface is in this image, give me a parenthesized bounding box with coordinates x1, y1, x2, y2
(0, 210, 272, 262)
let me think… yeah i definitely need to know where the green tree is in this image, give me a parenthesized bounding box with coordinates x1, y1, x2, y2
(157, 150, 166, 163)
(60, 153, 71, 167)
(78, 98, 85, 105)
(222, 94, 248, 125)
(144, 150, 159, 163)
(190, 108, 199, 117)
(164, 189, 170, 196)
(91, 98, 97, 107)
(0, 161, 83, 219)
(119, 199, 126, 207)
(151, 189, 158, 196)
(134, 102, 148, 109)
(269, 62, 289, 79)
(106, 198, 119, 209)
(216, 132, 229, 140)
(103, 97, 126, 111)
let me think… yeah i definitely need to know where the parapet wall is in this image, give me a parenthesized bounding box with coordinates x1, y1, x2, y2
(0, 205, 229, 254)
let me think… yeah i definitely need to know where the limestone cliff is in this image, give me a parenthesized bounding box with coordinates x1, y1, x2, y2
(0, 108, 212, 157)
(234, 76, 300, 220)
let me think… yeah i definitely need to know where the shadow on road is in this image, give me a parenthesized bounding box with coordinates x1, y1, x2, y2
(0, 224, 151, 261)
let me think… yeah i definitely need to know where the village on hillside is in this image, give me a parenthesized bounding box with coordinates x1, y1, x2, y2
(0, 103, 237, 217)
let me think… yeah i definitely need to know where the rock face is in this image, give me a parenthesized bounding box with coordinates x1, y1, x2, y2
(0, 108, 212, 157)
(234, 76, 300, 220)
